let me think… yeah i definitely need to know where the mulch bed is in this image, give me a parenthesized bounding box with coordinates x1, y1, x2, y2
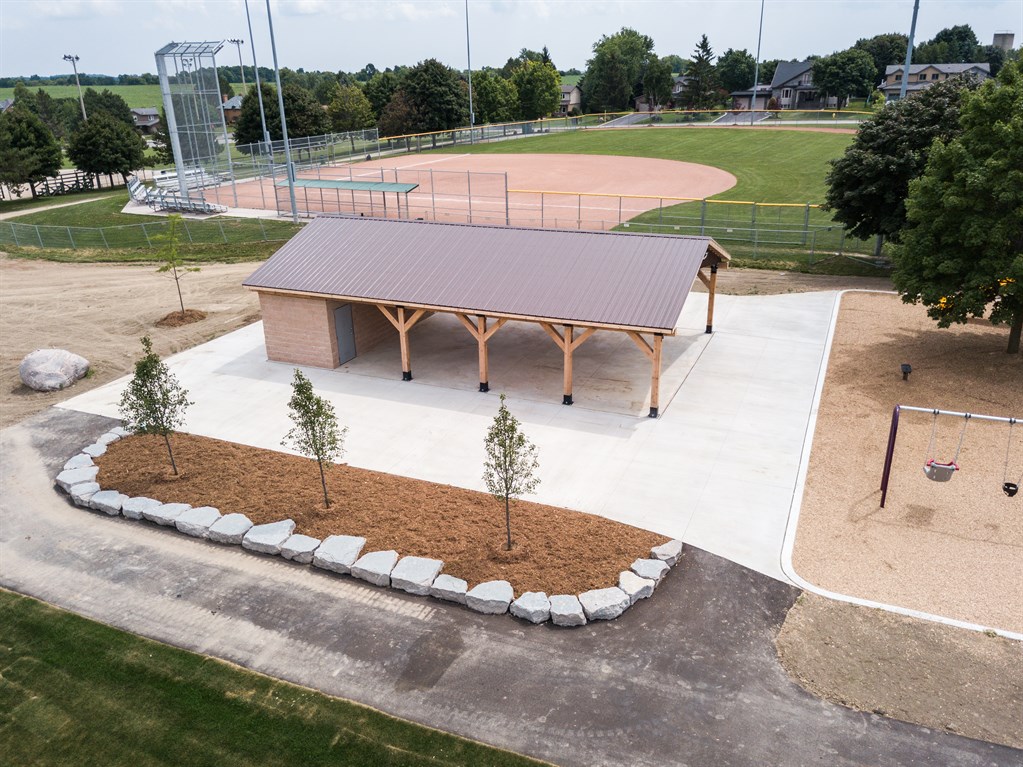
(155, 309, 207, 328)
(96, 433, 668, 596)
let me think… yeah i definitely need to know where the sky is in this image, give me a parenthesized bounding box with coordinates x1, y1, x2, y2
(1, 0, 1020, 78)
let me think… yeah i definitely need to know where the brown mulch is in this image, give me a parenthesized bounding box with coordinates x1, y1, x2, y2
(95, 433, 667, 596)
(155, 309, 208, 328)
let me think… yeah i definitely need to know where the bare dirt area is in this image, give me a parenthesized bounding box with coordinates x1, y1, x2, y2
(696, 267, 891, 295)
(794, 292, 1022, 632)
(95, 432, 667, 596)
(0, 256, 260, 428)
(777, 593, 1023, 749)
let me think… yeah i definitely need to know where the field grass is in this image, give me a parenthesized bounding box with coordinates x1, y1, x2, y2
(0, 590, 546, 767)
(560, 74, 581, 86)
(0, 188, 125, 215)
(0, 83, 247, 109)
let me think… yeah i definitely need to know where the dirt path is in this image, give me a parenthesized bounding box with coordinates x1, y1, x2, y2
(0, 256, 260, 428)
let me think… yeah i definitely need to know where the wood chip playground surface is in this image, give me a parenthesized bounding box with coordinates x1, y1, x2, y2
(794, 292, 1023, 634)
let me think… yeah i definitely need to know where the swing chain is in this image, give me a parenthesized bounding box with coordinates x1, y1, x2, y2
(1005, 418, 1022, 496)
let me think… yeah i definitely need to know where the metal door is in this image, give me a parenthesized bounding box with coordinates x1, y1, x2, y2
(334, 304, 356, 365)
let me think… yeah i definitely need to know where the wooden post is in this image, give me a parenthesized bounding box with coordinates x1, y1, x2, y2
(706, 262, 718, 334)
(650, 334, 663, 418)
(397, 307, 412, 380)
(477, 315, 489, 391)
(563, 325, 574, 405)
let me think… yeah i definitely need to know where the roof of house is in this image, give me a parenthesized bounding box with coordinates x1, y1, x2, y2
(131, 107, 159, 116)
(884, 62, 991, 76)
(244, 217, 730, 333)
(560, 85, 580, 95)
(730, 84, 774, 97)
(770, 60, 814, 89)
(0, 98, 14, 113)
(221, 95, 244, 110)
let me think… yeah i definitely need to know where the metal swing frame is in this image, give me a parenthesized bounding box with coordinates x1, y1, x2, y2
(879, 404, 1022, 508)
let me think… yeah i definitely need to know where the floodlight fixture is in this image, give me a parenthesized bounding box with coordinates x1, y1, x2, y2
(63, 54, 87, 120)
(228, 38, 246, 88)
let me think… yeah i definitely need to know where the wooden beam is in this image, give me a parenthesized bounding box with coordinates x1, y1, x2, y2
(563, 325, 574, 405)
(477, 316, 489, 392)
(696, 269, 712, 290)
(404, 308, 428, 331)
(376, 303, 400, 331)
(483, 317, 507, 342)
(627, 330, 654, 361)
(540, 322, 566, 352)
(649, 333, 663, 418)
(455, 312, 480, 340)
(397, 306, 412, 380)
(706, 263, 718, 334)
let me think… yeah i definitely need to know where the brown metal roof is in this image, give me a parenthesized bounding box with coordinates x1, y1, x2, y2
(243, 217, 729, 333)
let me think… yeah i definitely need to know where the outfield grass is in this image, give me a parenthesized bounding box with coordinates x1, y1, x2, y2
(0, 188, 125, 215)
(0, 83, 246, 109)
(0, 590, 546, 767)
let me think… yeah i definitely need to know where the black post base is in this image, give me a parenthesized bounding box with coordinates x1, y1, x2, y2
(479, 381, 489, 392)
(705, 324, 713, 334)
(402, 371, 412, 381)
(562, 394, 573, 406)
(648, 407, 659, 418)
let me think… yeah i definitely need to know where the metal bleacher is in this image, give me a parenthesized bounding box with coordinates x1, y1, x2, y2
(127, 176, 227, 216)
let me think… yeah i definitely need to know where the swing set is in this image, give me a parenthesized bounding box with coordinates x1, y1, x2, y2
(879, 404, 1023, 508)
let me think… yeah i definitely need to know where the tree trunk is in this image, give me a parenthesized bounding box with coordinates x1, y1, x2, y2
(318, 459, 330, 507)
(1008, 310, 1022, 355)
(163, 433, 179, 475)
(504, 495, 512, 551)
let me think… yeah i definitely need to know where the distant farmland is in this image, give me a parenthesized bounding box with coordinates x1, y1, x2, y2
(0, 83, 245, 108)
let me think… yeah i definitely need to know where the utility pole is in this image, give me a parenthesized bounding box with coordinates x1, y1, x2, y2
(750, 0, 766, 126)
(228, 38, 246, 89)
(899, 0, 921, 101)
(265, 0, 298, 223)
(465, 0, 474, 144)
(63, 54, 87, 120)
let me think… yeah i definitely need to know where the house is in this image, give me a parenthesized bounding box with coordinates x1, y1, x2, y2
(130, 107, 160, 134)
(769, 60, 838, 110)
(0, 98, 14, 114)
(556, 85, 581, 116)
(729, 84, 773, 111)
(880, 63, 991, 102)
(671, 74, 692, 100)
(220, 94, 243, 124)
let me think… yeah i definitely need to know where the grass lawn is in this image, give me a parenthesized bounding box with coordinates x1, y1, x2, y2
(0, 188, 125, 215)
(0, 83, 247, 109)
(0, 590, 547, 767)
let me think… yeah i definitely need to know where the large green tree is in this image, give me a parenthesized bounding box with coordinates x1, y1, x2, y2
(82, 88, 134, 127)
(854, 32, 910, 85)
(683, 35, 719, 109)
(642, 55, 674, 108)
(823, 76, 976, 241)
(812, 48, 876, 106)
(234, 82, 329, 148)
(67, 112, 145, 179)
(0, 106, 62, 197)
(917, 24, 980, 64)
(327, 83, 375, 133)
(510, 60, 560, 120)
(471, 70, 518, 124)
(364, 70, 401, 119)
(281, 83, 329, 138)
(716, 48, 756, 94)
(891, 61, 1023, 354)
(398, 59, 468, 136)
(581, 28, 655, 111)
(376, 89, 417, 138)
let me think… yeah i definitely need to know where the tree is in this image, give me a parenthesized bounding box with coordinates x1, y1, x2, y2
(364, 70, 401, 119)
(0, 106, 62, 198)
(82, 88, 134, 127)
(482, 394, 540, 551)
(925, 24, 980, 63)
(812, 48, 876, 106)
(376, 89, 417, 138)
(234, 82, 329, 148)
(824, 77, 976, 241)
(327, 83, 375, 133)
(642, 55, 674, 109)
(67, 112, 145, 180)
(400, 59, 468, 137)
(758, 59, 780, 86)
(282, 369, 347, 507)
(854, 33, 910, 85)
(156, 215, 200, 316)
(890, 61, 1023, 354)
(716, 48, 757, 94)
(662, 54, 686, 74)
(119, 336, 192, 475)
(581, 28, 655, 111)
(281, 83, 329, 138)
(684, 35, 719, 109)
(471, 70, 518, 124)
(510, 60, 560, 120)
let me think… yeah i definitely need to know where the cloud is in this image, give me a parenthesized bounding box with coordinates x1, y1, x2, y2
(35, 0, 122, 19)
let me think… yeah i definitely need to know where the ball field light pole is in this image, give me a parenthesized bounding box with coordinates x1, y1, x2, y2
(465, 0, 474, 144)
(243, 0, 272, 147)
(749, 0, 765, 126)
(265, 0, 298, 223)
(899, 0, 921, 101)
(63, 54, 87, 121)
(228, 38, 246, 89)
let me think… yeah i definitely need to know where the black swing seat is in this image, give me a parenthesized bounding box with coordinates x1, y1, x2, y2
(1005, 482, 1020, 498)
(924, 460, 958, 482)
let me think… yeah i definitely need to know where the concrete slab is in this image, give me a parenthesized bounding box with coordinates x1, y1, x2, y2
(55, 291, 840, 583)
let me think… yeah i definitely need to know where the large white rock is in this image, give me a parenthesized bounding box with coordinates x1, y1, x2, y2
(242, 520, 296, 555)
(144, 502, 191, 526)
(63, 454, 94, 471)
(549, 595, 587, 627)
(280, 534, 321, 564)
(312, 535, 365, 574)
(110, 426, 131, 438)
(96, 431, 123, 446)
(207, 513, 254, 544)
(351, 550, 399, 587)
(650, 540, 684, 567)
(579, 587, 631, 621)
(175, 506, 222, 537)
(465, 580, 514, 615)
(19, 348, 89, 392)
(429, 574, 468, 604)
(69, 482, 100, 507)
(618, 570, 655, 604)
(56, 466, 99, 492)
(631, 558, 669, 584)
(510, 591, 551, 624)
(81, 443, 107, 458)
(121, 496, 161, 521)
(390, 556, 444, 596)
(89, 490, 129, 516)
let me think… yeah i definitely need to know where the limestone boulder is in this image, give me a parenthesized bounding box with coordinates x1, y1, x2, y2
(549, 595, 587, 627)
(618, 571, 655, 604)
(390, 556, 444, 596)
(510, 591, 551, 624)
(56, 466, 99, 492)
(630, 558, 669, 584)
(96, 431, 123, 446)
(579, 587, 631, 621)
(144, 502, 191, 526)
(650, 540, 684, 567)
(121, 496, 161, 521)
(81, 443, 107, 458)
(351, 550, 399, 587)
(281, 534, 321, 564)
(89, 490, 129, 516)
(242, 520, 296, 555)
(429, 574, 468, 604)
(69, 482, 100, 507)
(312, 535, 366, 574)
(19, 349, 89, 392)
(175, 506, 222, 537)
(63, 454, 94, 471)
(207, 513, 254, 544)
(465, 581, 514, 615)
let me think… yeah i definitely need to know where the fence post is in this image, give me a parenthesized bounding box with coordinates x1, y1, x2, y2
(67, 227, 76, 250)
(578, 195, 582, 229)
(467, 171, 473, 223)
(838, 229, 846, 256)
(219, 220, 227, 243)
(802, 204, 811, 246)
(141, 223, 152, 247)
(182, 221, 193, 243)
(11, 225, 19, 247)
(258, 218, 267, 240)
(658, 199, 663, 227)
(700, 199, 707, 235)
(504, 172, 510, 226)
(36, 225, 44, 248)
(809, 230, 817, 264)
(99, 228, 109, 249)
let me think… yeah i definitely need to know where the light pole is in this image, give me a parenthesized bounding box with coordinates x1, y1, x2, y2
(899, 0, 921, 101)
(228, 38, 246, 90)
(63, 54, 87, 120)
(465, 0, 474, 144)
(265, 0, 298, 223)
(244, 0, 271, 147)
(750, 0, 766, 126)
